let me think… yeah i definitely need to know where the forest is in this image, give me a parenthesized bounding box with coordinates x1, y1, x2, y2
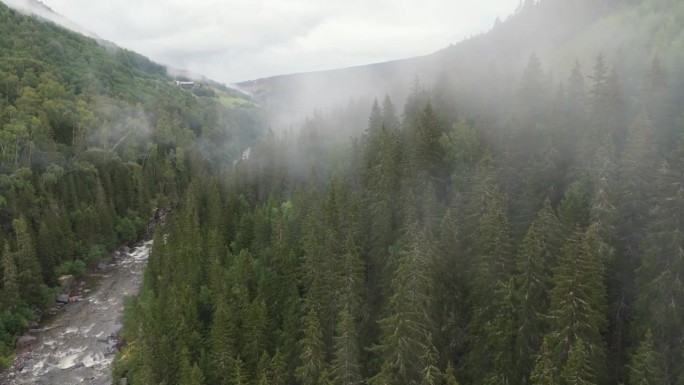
(114, 15, 684, 385)
(0, 0, 683, 384)
(0, 1, 263, 369)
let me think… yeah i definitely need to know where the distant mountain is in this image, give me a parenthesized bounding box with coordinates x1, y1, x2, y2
(0, 0, 100, 39)
(239, 0, 683, 127)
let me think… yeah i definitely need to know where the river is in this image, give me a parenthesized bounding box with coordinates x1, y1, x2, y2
(2, 240, 152, 385)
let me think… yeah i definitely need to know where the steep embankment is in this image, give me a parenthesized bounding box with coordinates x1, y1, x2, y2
(0, 0, 264, 369)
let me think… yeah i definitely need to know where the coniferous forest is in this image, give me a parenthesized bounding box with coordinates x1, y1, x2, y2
(115, 3, 684, 383)
(0, 1, 262, 370)
(1, 0, 684, 384)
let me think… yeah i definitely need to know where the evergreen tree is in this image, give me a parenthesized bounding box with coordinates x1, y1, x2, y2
(209, 297, 236, 385)
(1, 244, 19, 311)
(628, 330, 664, 385)
(547, 228, 607, 381)
(514, 198, 561, 384)
(530, 338, 555, 385)
(296, 308, 327, 385)
(560, 339, 595, 385)
(444, 363, 461, 385)
(331, 306, 362, 385)
(243, 297, 269, 373)
(269, 348, 288, 385)
(231, 356, 249, 385)
(467, 179, 516, 384)
(373, 223, 437, 385)
(13, 215, 43, 305)
(634, 142, 684, 383)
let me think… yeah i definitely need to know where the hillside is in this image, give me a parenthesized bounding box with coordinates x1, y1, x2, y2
(114, 0, 684, 385)
(0, 0, 263, 369)
(239, 0, 684, 130)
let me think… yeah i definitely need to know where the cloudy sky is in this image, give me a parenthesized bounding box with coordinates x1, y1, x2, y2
(37, 0, 520, 83)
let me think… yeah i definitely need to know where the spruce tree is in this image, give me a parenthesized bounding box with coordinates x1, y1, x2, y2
(209, 298, 236, 385)
(547, 228, 607, 381)
(634, 144, 684, 383)
(467, 180, 516, 384)
(628, 330, 664, 385)
(296, 308, 327, 385)
(444, 363, 461, 385)
(560, 339, 595, 385)
(13, 215, 43, 306)
(514, 199, 561, 383)
(373, 223, 437, 385)
(331, 306, 362, 385)
(530, 338, 555, 385)
(1, 244, 19, 311)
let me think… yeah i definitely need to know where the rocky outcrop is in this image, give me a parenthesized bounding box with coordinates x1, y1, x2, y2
(16, 335, 36, 348)
(56, 294, 69, 304)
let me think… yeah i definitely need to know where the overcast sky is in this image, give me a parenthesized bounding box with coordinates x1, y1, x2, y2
(37, 0, 520, 84)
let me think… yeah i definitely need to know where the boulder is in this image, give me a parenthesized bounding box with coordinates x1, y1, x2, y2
(16, 335, 36, 348)
(56, 294, 69, 304)
(97, 263, 108, 272)
(58, 275, 75, 289)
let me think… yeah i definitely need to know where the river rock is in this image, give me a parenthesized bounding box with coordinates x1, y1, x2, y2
(16, 335, 36, 348)
(56, 294, 69, 304)
(58, 275, 75, 289)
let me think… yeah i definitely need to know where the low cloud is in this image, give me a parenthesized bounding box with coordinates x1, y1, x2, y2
(36, 0, 519, 83)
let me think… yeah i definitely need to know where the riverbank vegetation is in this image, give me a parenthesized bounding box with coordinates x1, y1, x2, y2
(0, 2, 263, 368)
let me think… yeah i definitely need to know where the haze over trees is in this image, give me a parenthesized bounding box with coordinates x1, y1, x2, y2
(0, 0, 683, 384)
(113, 1, 684, 384)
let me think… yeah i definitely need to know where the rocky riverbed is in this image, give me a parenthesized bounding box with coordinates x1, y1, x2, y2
(1, 240, 152, 385)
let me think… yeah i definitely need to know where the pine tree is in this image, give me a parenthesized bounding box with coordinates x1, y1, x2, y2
(546, 228, 607, 381)
(231, 356, 249, 385)
(634, 142, 684, 383)
(178, 355, 205, 385)
(243, 297, 268, 373)
(530, 338, 555, 385)
(1, 244, 19, 311)
(296, 308, 327, 385)
(269, 348, 288, 385)
(209, 298, 236, 385)
(432, 204, 469, 364)
(330, 305, 362, 385)
(519, 52, 547, 121)
(13, 215, 43, 305)
(444, 363, 461, 385)
(467, 180, 516, 383)
(373, 223, 437, 385)
(560, 339, 595, 385)
(628, 330, 664, 385)
(514, 199, 561, 383)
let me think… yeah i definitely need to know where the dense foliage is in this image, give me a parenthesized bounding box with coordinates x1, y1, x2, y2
(0, 2, 262, 368)
(116, 27, 684, 385)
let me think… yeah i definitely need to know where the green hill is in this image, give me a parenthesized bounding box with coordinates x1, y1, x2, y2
(0, 1, 263, 367)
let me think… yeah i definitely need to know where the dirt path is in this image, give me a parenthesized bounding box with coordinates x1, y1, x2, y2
(2, 240, 152, 385)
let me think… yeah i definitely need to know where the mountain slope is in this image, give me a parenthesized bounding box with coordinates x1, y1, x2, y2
(240, 0, 683, 129)
(0, 1, 263, 369)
